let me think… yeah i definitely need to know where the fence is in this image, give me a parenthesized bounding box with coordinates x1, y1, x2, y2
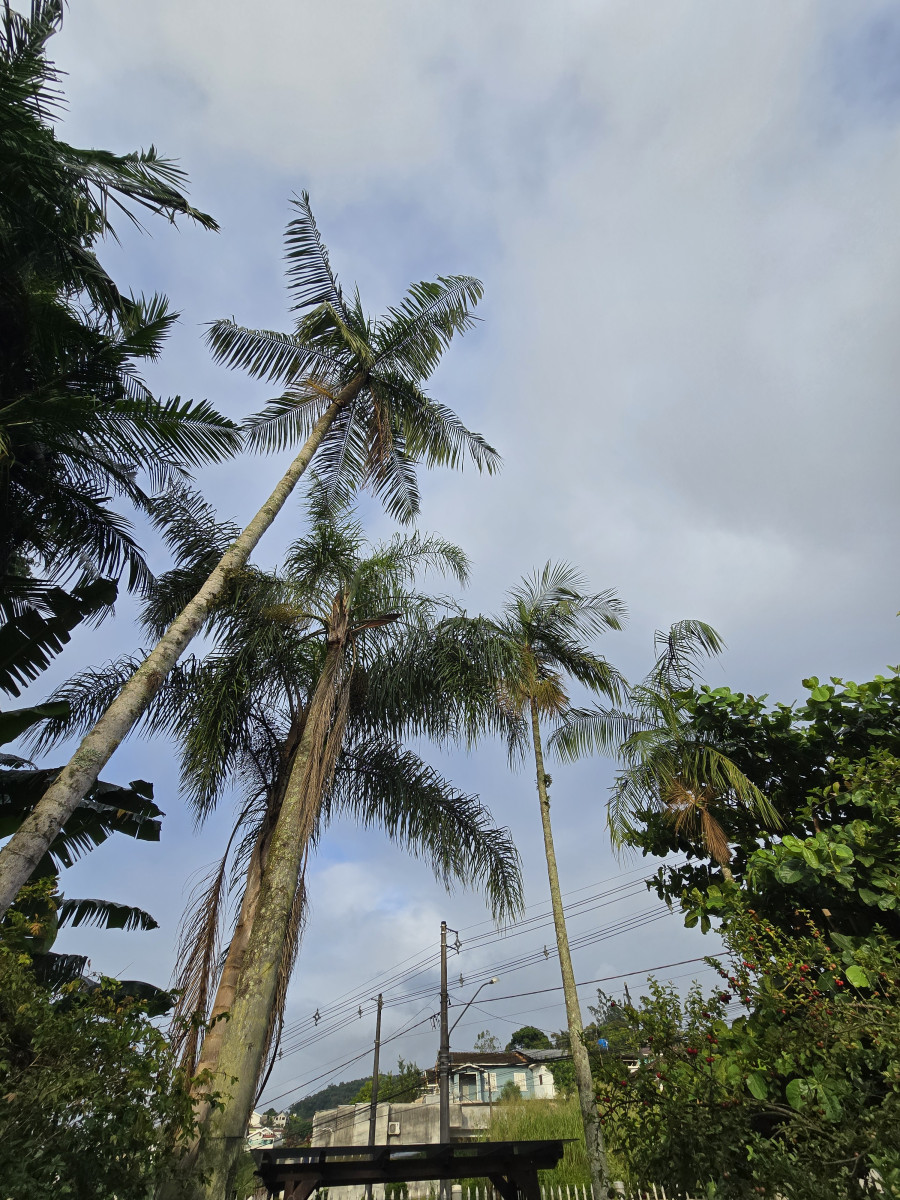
(450, 1186, 700, 1200)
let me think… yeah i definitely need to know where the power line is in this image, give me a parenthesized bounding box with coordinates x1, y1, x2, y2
(276, 862, 681, 1045)
(263, 952, 725, 1108)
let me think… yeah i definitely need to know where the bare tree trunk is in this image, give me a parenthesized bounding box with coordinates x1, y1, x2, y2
(0, 380, 363, 920)
(530, 700, 609, 1199)
(189, 641, 346, 1199)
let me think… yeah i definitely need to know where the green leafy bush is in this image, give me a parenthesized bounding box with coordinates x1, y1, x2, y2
(0, 945, 196, 1199)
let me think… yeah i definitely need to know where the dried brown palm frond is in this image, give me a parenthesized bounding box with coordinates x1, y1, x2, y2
(663, 778, 733, 867)
(169, 843, 232, 1070)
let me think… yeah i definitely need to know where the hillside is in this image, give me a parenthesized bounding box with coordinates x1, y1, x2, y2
(288, 1077, 369, 1120)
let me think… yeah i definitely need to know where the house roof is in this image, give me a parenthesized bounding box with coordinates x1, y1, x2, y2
(449, 1051, 522, 1066)
(520, 1048, 569, 1062)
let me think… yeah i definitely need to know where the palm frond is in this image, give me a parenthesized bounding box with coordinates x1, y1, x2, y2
(284, 192, 348, 318)
(328, 739, 524, 922)
(57, 896, 158, 931)
(374, 275, 483, 381)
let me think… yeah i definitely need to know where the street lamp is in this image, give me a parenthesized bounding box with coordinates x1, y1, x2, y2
(449, 977, 499, 1038)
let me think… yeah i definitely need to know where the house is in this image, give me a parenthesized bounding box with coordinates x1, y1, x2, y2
(434, 1049, 564, 1102)
(312, 1048, 568, 1150)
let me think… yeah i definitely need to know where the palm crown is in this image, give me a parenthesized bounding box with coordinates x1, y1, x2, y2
(493, 562, 627, 757)
(552, 621, 779, 863)
(207, 193, 498, 522)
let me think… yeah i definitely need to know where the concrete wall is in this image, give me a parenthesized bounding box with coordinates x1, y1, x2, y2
(311, 1094, 492, 1149)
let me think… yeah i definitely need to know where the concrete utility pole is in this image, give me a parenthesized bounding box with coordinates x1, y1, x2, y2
(366, 993, 384, 1200)
(439, 921, 450, 1200)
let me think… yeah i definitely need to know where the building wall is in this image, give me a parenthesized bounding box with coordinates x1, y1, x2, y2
(311, 1095, 492, 1149)
(310, 1098, 493, 1200)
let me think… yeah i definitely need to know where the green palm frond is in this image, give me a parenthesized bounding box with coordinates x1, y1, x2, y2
(284, 192, 349, 318)
(326, 738, 523, 922)
(650, 620, 725, 690)
(57, 896, 158, 931)
(550, 705, 646, 763)
(374, 275, 483, 380)
(206, 320, 341, 388)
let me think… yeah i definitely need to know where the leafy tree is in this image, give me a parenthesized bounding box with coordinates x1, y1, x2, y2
(598, 670, 900, 1196)
(0, 192, 495, 920)
(474, 1029, 502, 1052)
(485, 562, 626, 1196)
(499, 1079, 524, 1102)
(354, 1058, 424, 1104)
(624, 672, 900, 940)
(594, 914, 900, 1198)
(505, 1025, 551, 1051)
(0, 945, 196, 1199)
(281, 1113, 313, 1147)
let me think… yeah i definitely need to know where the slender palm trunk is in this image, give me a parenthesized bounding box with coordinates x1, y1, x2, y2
(190, 641, 345, 1199)
(0, 380, 363, 919)
(529, 700, 609, 1199)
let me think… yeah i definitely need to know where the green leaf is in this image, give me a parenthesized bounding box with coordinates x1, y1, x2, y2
(0, 701, 70, 746)
(785, 1077, 807, 1110)
(845, 965, 870, 988)
(746, 1071, 768, 1100)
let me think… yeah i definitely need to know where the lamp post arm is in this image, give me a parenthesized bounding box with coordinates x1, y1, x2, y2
(449, 978, 498, 1037)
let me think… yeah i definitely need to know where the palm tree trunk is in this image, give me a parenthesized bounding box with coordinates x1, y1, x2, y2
(529, 700, 609, 1198)
(0, 380, 363, 920)
(190, 641, 345, 1199)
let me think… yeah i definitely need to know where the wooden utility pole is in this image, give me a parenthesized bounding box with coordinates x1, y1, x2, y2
(366, 993, 384, 1200)
(439, 921, 450, 1200)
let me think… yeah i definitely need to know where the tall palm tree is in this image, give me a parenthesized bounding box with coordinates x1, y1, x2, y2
(186, 495, 520, 1197)
(551, 622, 779, 874)
(486, 564, 627, 1199)
(37, 490, 521, 1196)
(0, 195, 497, 919)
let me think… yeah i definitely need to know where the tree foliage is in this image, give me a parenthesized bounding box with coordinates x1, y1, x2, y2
(0, 945, 196, 1199)
(0, 0, 237, 600)
(594, 915, 900, 1198)
(505, 1025, 551, 1051)
(353, 1058, 424, 1104)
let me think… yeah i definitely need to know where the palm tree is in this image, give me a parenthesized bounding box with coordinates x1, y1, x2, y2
(486, 564, 627, 1199)
(184, 494, 520, 1196)
(0, 194, 497, 919)
(551, 622, 779, 875)
(37, 489, 521, 1196)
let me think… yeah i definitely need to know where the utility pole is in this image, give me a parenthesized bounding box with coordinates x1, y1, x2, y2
(365, 993, 384, 1200)
(439, 921, 450, 1200)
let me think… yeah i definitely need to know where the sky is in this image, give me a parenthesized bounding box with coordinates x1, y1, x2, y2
(13, 0, 900, 1108)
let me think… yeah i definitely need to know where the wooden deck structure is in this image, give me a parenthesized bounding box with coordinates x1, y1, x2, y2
(251, 1139, 567, 1200)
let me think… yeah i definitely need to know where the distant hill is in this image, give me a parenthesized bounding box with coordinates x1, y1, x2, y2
(288, 1077, 369, 1120)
